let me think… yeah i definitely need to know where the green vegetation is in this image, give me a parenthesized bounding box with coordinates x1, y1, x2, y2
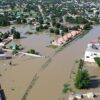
(27, 49, 39, 55)
(11, 27, 20, 39)
(25, 31, 33, 35)
(79, 59, 84, 69)
(94, 57, 100, 67)
(0, 14, 10, 26)
(13, 31, 20, 39)
(70, 25, 80, 30)
(12, 50, 18, 55)
(0, 38, 2, 42)
(75, 59, 91, 89)
(2, 33, 9, 39)
(66, 16, 88, 24)
(75, 69, 91, 89)
(47, 45, 58, 49)
(84, 23, 92, 30)
(63, 84, 71, 93)
(2, 45, 7, 49)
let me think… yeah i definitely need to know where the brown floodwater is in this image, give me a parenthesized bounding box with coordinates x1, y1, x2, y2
(0, 25, 100, 100)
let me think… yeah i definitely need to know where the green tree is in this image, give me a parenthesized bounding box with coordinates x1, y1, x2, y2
(13, 32, 20, 39)
(0, 15, 10, 26)
(60, 25, 68, 32)
(22, 18, 27, 23)
(55, 28, 60, 35)
(84, 23, 92, 30)
(75, 69, 91, 89)
(0, 38, 2, 42)
(16, 17, 22, 24)
(2, 33, 9, 39)
(50, 28, 55, 33)
(55, 23, 61, 28)
(75, 17, 88, 24)
(71, 25, 80, 30)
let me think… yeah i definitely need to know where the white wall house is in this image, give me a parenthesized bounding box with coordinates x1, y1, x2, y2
(84, 43, 100, 62)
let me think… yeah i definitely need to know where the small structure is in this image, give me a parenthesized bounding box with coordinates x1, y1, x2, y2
(75, 93, 82, 99)
(12, 44, 17, 50)
(87, 92, 94, 99)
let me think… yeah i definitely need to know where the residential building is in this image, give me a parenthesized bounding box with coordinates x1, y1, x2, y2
(84, 39, 100, 62)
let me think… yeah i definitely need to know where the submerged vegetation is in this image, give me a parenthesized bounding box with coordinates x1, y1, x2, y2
(12, 50, 18, 55)
(27, 49, 39, 55)
(25, 31, 33, 35)
(63, 84, 71, 93)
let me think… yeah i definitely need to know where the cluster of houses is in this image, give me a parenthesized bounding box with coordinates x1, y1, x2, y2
(51, 25, 84, 46)
(84, 39, 100, 63)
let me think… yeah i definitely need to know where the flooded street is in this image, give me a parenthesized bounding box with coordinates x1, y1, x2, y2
(0, 25, 100, 100)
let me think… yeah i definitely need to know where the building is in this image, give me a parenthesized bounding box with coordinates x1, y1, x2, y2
(84, 39, 100, 62)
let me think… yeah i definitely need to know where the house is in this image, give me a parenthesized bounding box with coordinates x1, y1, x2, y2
(84, 39, 100, 62)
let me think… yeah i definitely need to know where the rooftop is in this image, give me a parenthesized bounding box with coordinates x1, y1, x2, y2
(86, 41, 100, 53)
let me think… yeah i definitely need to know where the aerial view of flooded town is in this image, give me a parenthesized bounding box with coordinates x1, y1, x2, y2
(0, 0, 100, 100)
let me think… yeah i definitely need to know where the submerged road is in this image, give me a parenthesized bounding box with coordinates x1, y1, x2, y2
(22, 25, 100, 100)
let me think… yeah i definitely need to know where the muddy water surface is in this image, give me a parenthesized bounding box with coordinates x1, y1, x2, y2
(0, 25, 100, 100)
